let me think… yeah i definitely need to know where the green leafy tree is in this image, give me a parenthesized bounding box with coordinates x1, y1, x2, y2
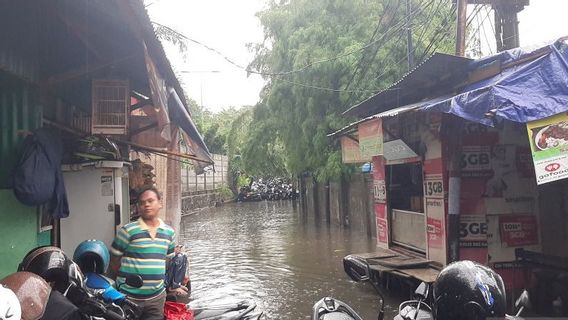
(243, 0, 456, 181)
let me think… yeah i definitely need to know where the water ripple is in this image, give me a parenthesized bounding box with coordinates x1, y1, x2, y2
(180, 201, 398, 319)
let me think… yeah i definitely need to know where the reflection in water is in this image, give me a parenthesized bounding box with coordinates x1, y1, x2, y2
(180, 201, 399, 319)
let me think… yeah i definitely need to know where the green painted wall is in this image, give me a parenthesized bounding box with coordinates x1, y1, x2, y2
(0, 76, 50, 278)
(0, 189, 40, 277)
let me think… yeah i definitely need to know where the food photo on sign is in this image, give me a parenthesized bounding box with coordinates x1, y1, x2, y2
(526, 112, 568, 185)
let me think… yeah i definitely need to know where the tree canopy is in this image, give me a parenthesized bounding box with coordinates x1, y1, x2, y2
(234, 0, 456, 181)
(184, 0, 457, 181)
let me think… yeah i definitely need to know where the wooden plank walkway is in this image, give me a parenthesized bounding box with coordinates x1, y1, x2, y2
(351, 248, 440, 284)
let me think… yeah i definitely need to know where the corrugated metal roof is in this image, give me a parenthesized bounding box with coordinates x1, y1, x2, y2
(343, 53, 472, 118)
(328, 95, 453, 138)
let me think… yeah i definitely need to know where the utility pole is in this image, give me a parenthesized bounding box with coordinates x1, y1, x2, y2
(448, 0, 468, 263)
(448, 0, 528, 264)
(465, 0, 528, 51)
(406, 0, 414, 70)
(455, 0, 468, 56)
(493, 0, 528, 51)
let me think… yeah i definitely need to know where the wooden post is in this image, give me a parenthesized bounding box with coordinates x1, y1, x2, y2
(455, 0, 468, 56)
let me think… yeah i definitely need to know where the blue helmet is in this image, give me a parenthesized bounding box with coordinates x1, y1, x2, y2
(73, 240, 110, 274)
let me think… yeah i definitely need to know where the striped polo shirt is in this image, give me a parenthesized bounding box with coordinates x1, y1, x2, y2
(110, 218, 176, 299)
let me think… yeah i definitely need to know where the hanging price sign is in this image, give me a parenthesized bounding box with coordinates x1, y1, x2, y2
(424, 174, 444, 198)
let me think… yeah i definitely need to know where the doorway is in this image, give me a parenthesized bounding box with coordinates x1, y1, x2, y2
(386, 162, 426, 254)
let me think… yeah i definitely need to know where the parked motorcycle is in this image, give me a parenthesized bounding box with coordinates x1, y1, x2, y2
(313, 255, 385, 320)
(188, 296, 263, 320)
(237, 177, 296, 202)
(18, 246, 141, 320)
(81, 272, 144, 320)
(315, 256, 531, 320)
(66, 274, 143, 320)
(393, 282, 433, 320)
(73, 239, 144, 319)
(313, 297, 364, 320)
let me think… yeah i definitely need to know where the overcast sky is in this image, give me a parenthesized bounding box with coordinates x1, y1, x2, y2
(146, 1, 568, 113)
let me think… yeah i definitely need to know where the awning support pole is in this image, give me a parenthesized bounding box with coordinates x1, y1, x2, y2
(448, 0, 468, 263)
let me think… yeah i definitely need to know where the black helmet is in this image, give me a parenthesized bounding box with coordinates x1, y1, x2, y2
(18, 246, 72, 293)
(433, 260, 507, 320)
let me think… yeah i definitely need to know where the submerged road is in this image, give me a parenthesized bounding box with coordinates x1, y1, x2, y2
(179, 201, 400, 319)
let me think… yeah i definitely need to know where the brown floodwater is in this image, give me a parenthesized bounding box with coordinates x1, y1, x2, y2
(179, 201, 401, 319)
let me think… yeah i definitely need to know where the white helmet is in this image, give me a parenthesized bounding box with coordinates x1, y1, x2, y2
(0, 285, 21, 320)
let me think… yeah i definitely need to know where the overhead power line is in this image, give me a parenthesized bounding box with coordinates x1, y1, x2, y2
(341, 0, 436, 107)
(152, 0, 440, 78)
(275, 78, 382, 93)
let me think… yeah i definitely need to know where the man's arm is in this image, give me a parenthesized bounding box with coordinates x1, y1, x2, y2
(108, 226, 129, 280)
(108, 255, 122, 280)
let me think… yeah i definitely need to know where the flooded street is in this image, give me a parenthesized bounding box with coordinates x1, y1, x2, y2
(179, 201, 400, 319)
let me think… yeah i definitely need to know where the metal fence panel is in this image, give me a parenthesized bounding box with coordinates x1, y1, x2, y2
(182, 153, 228, 193)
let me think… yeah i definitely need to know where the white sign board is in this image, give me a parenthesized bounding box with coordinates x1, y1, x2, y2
(383, 139, 418, 161)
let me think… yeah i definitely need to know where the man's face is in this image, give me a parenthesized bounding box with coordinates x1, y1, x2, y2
(138, 190, 161, 220)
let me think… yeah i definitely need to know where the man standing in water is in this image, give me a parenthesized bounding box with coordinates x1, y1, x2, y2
(109, 187, 176, 320)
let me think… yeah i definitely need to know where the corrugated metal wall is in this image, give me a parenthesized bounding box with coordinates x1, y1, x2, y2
(0, 79, 46, 277)
(0, 81, 41, 187)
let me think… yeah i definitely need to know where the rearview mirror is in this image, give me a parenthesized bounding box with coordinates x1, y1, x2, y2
(515, 290, 530, 309)
(343, 255, 370, 282)
(125, 274, 144, 288)
(414, 282, 429, 299)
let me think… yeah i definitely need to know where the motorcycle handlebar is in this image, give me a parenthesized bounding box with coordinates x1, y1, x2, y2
(104, 308, 126, 320)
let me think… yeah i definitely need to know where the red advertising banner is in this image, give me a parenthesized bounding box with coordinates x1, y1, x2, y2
(372, 156, 386, 180)
(459, 215, 488, 248)
(375, 203, 388, 244)
(377, 218, 388, 244)
(340, 136, 371, 163)
(427, 217, 444, 248)
(499, 215, 539, 247)
(461, 146, 493, 178)
(375, 203, 387, 219)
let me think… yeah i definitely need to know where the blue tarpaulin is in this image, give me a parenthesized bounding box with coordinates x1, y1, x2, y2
(421, 38, 568, 126)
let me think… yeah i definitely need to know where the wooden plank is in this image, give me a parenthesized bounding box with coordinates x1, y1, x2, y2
(46, 54, 137, 86)
(390, 270, 412, 279)
(369, 264, 394, 273)
(398, 268, 440, 283)
(367, 255, 399, 265)
(373, 255, 431, 269)
(352, 248, 399, 259)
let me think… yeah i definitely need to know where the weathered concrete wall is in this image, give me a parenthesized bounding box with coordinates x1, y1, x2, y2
(317, 183, 328, 222)
(329, 182, 341, 225)
(181, 190, 224, 216)
(301, 173, 374, 239)
(347, 174, 374, 237)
